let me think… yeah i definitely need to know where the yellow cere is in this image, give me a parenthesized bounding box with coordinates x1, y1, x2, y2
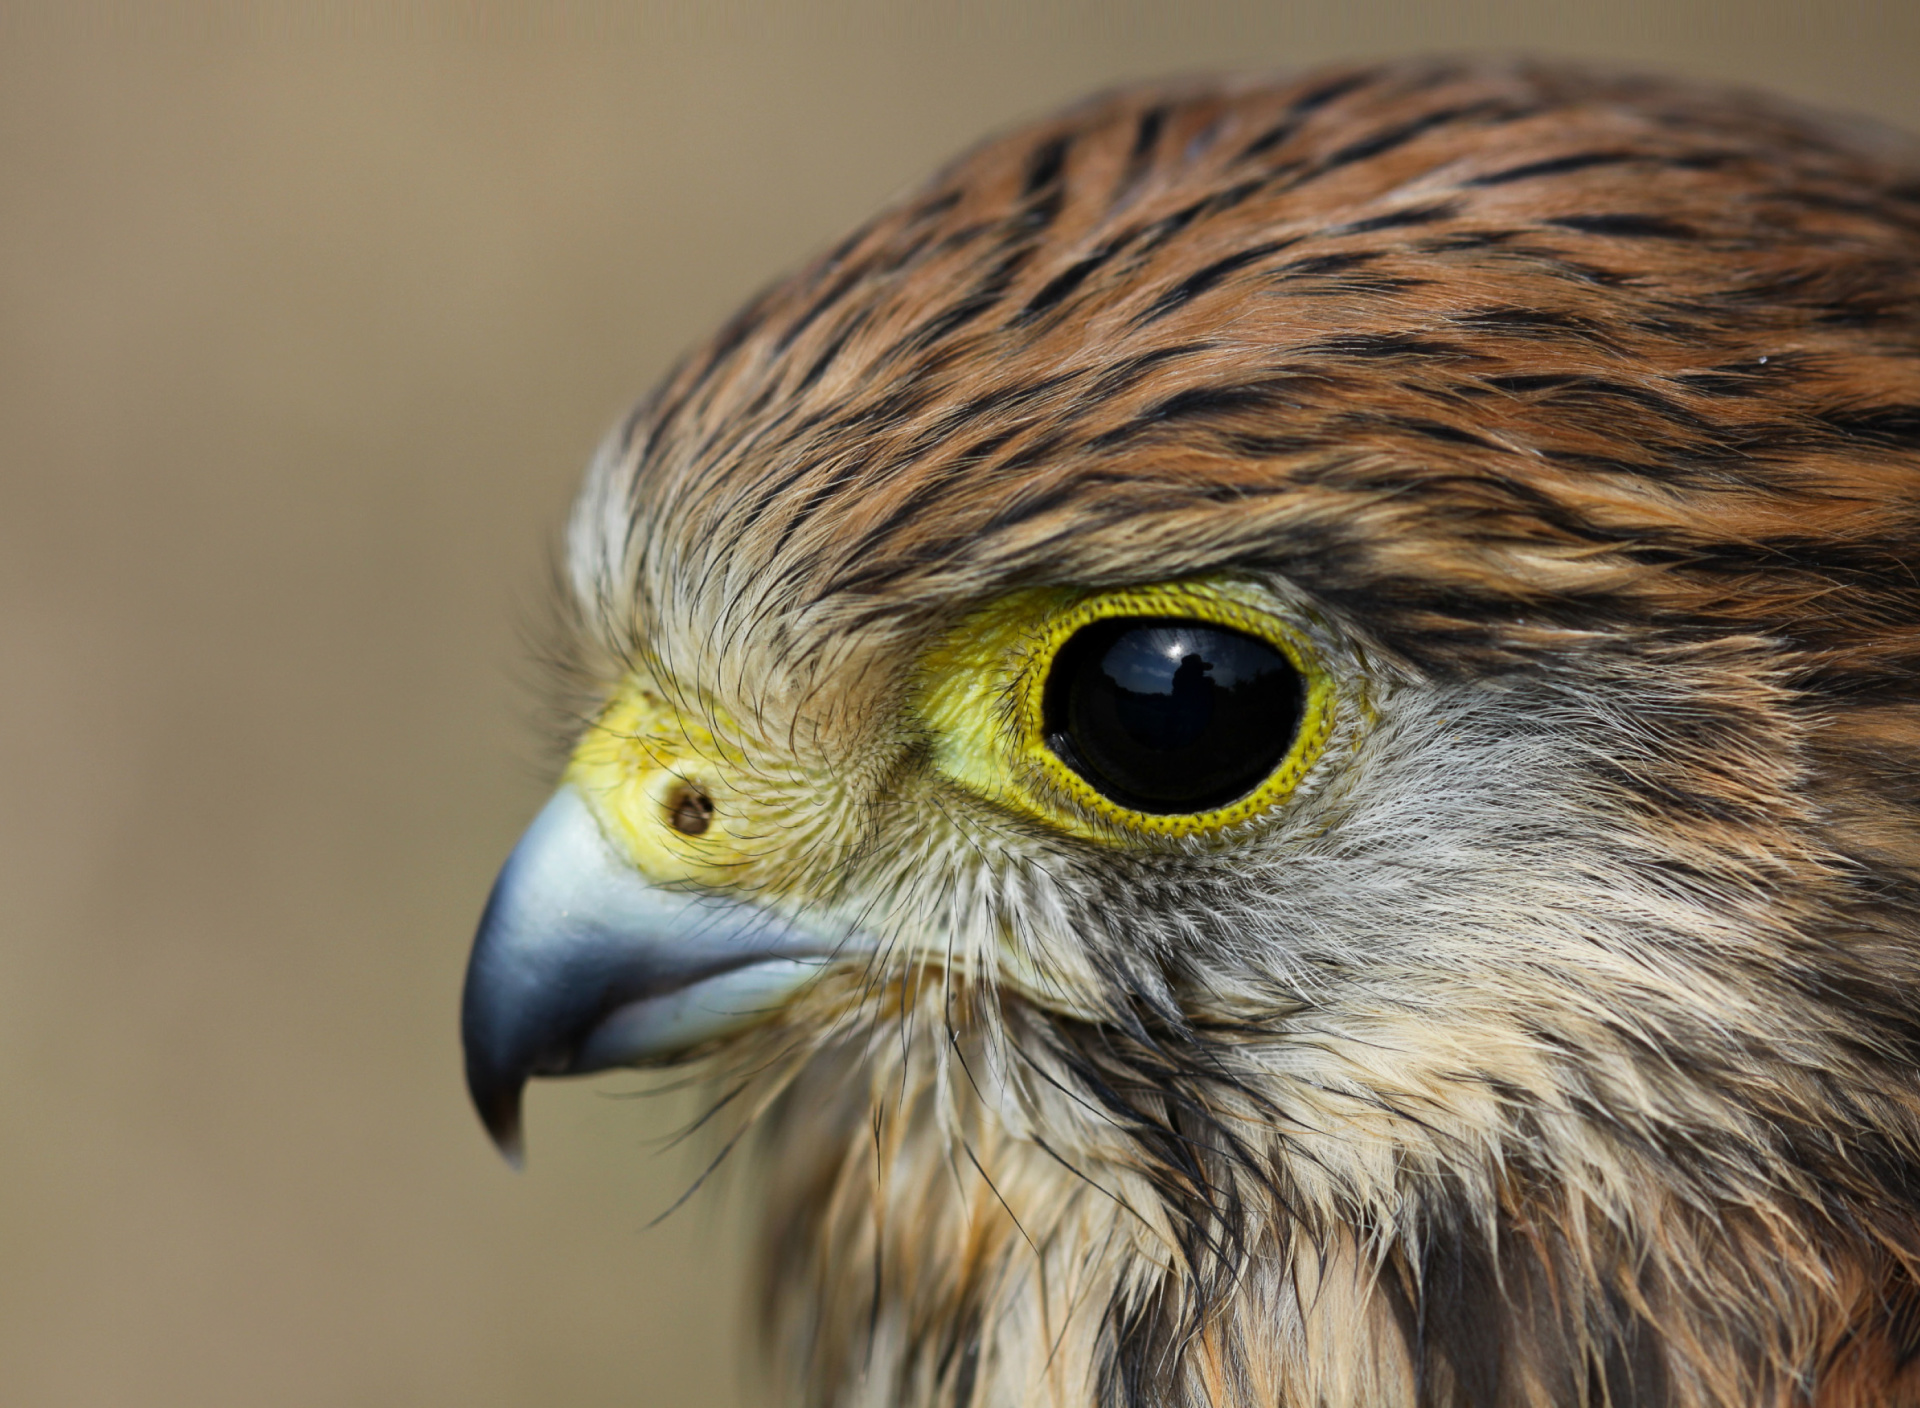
(563, 685, 770, 888)
(914, 579, 1339, 842)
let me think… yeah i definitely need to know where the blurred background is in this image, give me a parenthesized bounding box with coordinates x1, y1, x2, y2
(3, 3, 1917, 1404)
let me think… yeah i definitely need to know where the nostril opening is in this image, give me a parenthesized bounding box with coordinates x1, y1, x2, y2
(666, 784, 715, 837)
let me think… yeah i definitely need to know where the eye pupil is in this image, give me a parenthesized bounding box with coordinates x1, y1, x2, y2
(1042, 616, 1304, 814)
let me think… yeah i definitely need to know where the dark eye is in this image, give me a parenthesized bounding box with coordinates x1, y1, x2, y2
(1041, 616, 1305, 814)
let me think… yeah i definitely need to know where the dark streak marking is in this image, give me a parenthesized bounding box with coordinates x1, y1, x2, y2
(1336, 201, 1462, 234)
(1399, 416, 1506, 450)
(998, 429, 1078, 474)
(1236, 119, 1301, 163)
(1221, 431, 1327, 457)
(790, 309, 872, 397)
(1301, 332, 1477, 361)
(1289, 71, 1371, 116)
(1465, 150, 1639, 186)
(1128, 201, 1207, 257)
(1024, 136, 1071, 196)
(1483, 373, 1584, 393)
(973, 476, 1128, 541)
(1088, 375, 1334, 450)
(1551, 213, 1698, 239)
(904, 189, 963, 225)
(773, 260, 873, 357)
(1672, 362, 1788, 398)
(1206, 178, 1272, 216)
(1130, 106, 1167, 164)
(1017, 245, 1121, 323)
(1453, 305, 1623, 350)
(1418, 227, 1532, 252)
(1084, 343, 1217, 400)
(893, 371, 1087, 461)
(889, 248, 1038, 358)
(1269, 251, 1384, 280)
(956, 429, 1023, 465)
(1136, 239, 1297, 324)
(1484, 374, 1718, 433)
(1320, 101, 1512, 172)
(1142, 378, 1316, 423)
(1122, 178, 1275, 265)
(1821, 406, 1920, 451)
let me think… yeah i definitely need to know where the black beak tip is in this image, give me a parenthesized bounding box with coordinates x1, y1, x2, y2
(470, 1071, 529, 1170)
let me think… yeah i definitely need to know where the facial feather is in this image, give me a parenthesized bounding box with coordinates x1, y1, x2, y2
(542, 58, 1920, 1408)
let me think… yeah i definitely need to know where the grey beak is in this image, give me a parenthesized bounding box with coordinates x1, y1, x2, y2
(460, 787, 858, 1165)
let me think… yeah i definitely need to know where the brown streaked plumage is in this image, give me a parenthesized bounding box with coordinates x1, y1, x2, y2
(470, 58, 1920, 1407)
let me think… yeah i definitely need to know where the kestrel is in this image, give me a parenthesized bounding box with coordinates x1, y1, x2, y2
(462, 60, 1920, 1407)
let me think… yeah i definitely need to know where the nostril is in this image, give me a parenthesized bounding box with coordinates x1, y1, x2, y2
(666, 784, 715, 837)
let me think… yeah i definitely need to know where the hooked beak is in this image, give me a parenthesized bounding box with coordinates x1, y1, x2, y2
(459, 786, 859, 1165)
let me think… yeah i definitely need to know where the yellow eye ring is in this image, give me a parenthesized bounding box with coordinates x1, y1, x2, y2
(916, 580, 1339, 841)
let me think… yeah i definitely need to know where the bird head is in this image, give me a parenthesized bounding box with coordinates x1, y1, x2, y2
(461, 60, 1920, 1407)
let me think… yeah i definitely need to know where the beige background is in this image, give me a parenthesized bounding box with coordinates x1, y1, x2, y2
(3, 4, 1916, 1405)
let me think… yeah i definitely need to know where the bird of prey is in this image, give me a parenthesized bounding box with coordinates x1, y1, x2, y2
(460, 59, 1920, 1408)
